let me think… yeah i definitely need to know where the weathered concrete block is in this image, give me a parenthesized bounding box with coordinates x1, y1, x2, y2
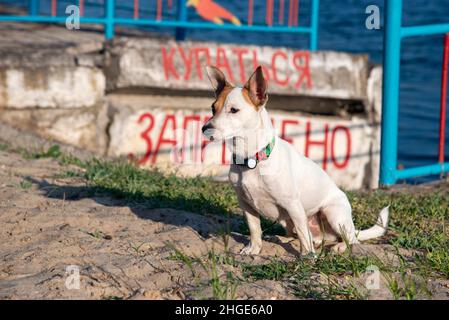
(365, 65, 383, 189)
(106, 95, 377, 190)
(368, 65, 383, 123)
(105, 38, 369, 100)
(0, 66, 105, 109)
(0, 105, 108, 154)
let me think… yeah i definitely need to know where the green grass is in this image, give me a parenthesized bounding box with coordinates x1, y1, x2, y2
(79, 228, 112, 240)
(168, 244, 239, 299)
(348, 190, 449, 279)
(129, 241, 149, 254)
(22, 144, 62, 160)
(3, 143, 449, 299)
(0, 143, 8, 151)
(206, 249, 239, 300)
(19, 179, 32, 189)
(241, 251, 381, 299)
(82, 158, 238, 216)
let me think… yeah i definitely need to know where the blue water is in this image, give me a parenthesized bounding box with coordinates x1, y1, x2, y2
(4, 0, 449, 183)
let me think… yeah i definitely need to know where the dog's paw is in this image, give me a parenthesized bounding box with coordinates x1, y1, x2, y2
(331, 242, 348, 253)
(240, 244, 261, 255)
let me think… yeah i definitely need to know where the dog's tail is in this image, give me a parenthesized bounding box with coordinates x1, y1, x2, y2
(356, 206, 390, 241)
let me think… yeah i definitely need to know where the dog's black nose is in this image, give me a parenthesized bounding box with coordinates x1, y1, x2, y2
(202, 123, 214, 134)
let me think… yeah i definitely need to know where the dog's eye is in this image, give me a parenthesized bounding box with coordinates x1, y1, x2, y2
(230, 107, 239, 114)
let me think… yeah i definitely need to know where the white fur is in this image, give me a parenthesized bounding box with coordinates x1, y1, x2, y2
(203, 68, 389, 255)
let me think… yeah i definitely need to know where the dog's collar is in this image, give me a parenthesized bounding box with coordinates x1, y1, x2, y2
(232, 136, 276, 169)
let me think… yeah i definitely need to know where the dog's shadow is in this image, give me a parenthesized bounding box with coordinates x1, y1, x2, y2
(28, 175, 314, 257)
(28, 177, 291, 251)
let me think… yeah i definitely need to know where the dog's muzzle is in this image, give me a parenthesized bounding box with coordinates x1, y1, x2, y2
(202, 123, 215, 141)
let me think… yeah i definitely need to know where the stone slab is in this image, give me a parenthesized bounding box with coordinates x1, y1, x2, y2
(0, 67, 105, 109)
(0, 105, 108, 154)
(105, 38, 369, 101)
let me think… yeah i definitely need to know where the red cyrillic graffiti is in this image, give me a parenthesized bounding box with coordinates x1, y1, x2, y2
(182, 115, 202, 163)
(194, 47, 211, 80)
(161, 47, 179, 80)
(293, 51, 312, 89)
(152, 114, 177, 164)
(272, 50, 290, 86)
(137, 113, 154, 165)
(231, 48, 249, 83)
(305, 122, 329, 170)
(160, 45, 312, 88)
(134, 112, 351, 170)
(280, 119, 299, 144)
(216, 47, 235, 83)
(331, 125, 351, 169)
(178, 47, 193, 81)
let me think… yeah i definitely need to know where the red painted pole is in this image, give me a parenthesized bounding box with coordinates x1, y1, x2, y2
(51, 0, 56, 16)
(266, 0, 273, 26)
(248, 0, 253, 26)
(157, 0, 162, 21)
(288, 0, 294, 26)
(79, 0, 84, 16)
(134, 0, 139, 19)
(439, 34, 449, 163)
(293, 0, 299, 26)
(279, 0, 284, 25)
(168, 0, 173, 10)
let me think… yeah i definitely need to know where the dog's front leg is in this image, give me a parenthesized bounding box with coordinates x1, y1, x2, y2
(240, 210, 263, 255)
(286, 203, 315, 255)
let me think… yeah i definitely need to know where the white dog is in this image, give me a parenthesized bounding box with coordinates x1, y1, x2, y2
(202, 65, 389, 255)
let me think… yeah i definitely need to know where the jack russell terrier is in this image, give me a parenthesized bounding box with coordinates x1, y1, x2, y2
(201, 65, 389, 255)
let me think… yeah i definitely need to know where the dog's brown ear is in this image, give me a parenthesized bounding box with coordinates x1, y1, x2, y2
(205, 66, 229, 97)
(244, 66, 268, 108)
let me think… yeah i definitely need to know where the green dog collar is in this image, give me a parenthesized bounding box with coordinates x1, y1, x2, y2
(232, 136, 276, 169)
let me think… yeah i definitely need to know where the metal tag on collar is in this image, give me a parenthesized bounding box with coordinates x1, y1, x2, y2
(247, 158, 257, 169)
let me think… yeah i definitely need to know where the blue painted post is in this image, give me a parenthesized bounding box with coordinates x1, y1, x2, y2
(176, 0, 187, 41)
(105, 0, 115, 39)
(310, 0, 319, 51)
(380, 0, 403, 185)
(28, 0, 39, 16)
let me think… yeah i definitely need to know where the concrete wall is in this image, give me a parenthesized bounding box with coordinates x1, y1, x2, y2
(105, 38, 369, 101)
(0, 33, 382, 189)
(106, 95, 377, 189)
(0, 36, 106, 152)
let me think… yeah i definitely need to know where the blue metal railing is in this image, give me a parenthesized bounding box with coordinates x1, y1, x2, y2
(0, 0, 320, 50)
(380, 0, 449, 185)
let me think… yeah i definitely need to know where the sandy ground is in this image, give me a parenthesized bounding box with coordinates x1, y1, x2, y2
(0, 149, 448, 300)
(0, 150, 300, 299)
